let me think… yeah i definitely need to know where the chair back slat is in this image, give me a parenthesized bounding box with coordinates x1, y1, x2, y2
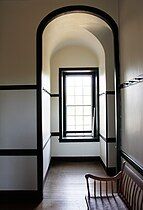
(119, 165, 143, 209)
(106, 181, 108, 196)
(94, 180, 96, 198)
(99, 181, 102, 197)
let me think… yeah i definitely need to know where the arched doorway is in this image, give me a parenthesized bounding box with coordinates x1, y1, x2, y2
(36, 5, 120, 200)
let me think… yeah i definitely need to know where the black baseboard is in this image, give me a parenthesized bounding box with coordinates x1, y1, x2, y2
(51, 156, 101, 164)
(50, 156, 116, 176)
(0, 191, 42, 203)
(99, 158, 116, 176)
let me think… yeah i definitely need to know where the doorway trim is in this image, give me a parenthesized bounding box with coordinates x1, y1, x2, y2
(36, 5, 120, 200)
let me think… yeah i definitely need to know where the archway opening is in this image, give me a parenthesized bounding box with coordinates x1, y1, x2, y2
(36, 5, 120, 198)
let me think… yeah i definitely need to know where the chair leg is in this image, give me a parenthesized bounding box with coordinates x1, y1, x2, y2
(85, 196, 90, 210)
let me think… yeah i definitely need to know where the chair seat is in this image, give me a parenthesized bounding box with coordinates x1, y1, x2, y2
(85, 195, 128, 210)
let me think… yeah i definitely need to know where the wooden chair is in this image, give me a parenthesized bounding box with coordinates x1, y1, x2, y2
(85, 162, 143, 210)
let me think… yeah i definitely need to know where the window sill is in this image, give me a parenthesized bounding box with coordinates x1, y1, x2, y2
(59, 136, 99, 143)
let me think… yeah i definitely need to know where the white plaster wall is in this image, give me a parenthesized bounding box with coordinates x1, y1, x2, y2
(42, 91, 51, 146)
(119, 0, 143, 84)
(43, 140, 51, 179)
(0, 0, 118, 84)
(92, 28, 114, 93)
(51, 97, 59, 132)
(108, 143, 116, 167)
(42, 41, 51, 179)
(0, 90, 37, 149)
(51, 45, 98, 93)
(99, 94, 106, 137)
(100, 138, 106, 166)
(42, 93, 51, 180)
(99, 29, 114, 91)
(0, 156, 37, 190)
(51, 136, 100, 157)
(107, 95, 115, 138)
(50, 45, 100, 156)
(107, 95, 116, 168)
(95, 26, 115, 169)
(42, 30, 51, 92)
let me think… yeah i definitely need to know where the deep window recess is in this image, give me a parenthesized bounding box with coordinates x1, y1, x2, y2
(59, 68, 99, 142)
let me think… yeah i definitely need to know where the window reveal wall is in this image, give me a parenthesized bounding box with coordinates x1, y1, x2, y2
(50, 45, 100, 156)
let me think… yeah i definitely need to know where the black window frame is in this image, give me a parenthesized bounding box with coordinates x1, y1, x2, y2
(59, 68, 99, 142)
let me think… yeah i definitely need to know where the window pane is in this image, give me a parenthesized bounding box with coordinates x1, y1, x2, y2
(76, 116, 83, 125)
(83, 87, 91, 95)
(67, 126, 75, 131)
(84, 125, 91, 131)
(83, 96, 91, 105)
(75, 77, 82, 86)
(75, 96, 82, 105)
(82, 76, 91, 86)
(66, 87, 74, 95)
(75, 87, 82, 95)
(67, 106, 75, 116)
(84, 116, 91, 125)
(66, 77, 75, 86)
(67, 116, 75, 125)
(84, 106, 91, 115)
(75, 106, 83, 115)
(67, 96, 75, 105)
(75, 126, 83, 131)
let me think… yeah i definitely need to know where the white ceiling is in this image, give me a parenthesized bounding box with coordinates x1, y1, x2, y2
(43, 12, 111, 59)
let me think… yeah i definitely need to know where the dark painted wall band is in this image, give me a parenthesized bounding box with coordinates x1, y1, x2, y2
(0, 190, 41, 202)
(43, 88, 59, 97)
(0, 149, 37, 156)
(106, 91, 115, 95)
(51, 132, 60, 136)
(51, 156, 101, 162)
(99, 91, 115, 96)
(50, 93, 59, 97)
(59, 138, 99, 143)
(121, 150, 143, 176)
(0, 85, 37, 90)
(59, 67, 98, 71)
(99, 134, 116, 143)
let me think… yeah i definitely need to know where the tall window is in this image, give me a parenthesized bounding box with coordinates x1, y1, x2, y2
(66, 74, 92, 135)
(59, 68, 99, 142)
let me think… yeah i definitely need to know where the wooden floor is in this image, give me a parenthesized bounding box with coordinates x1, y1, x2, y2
(0, 160, 107, 210)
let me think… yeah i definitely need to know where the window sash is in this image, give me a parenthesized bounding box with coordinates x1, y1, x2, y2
(64, 73, 94, 136)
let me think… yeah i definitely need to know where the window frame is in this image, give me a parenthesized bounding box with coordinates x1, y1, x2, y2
(59, 68, 99, 142)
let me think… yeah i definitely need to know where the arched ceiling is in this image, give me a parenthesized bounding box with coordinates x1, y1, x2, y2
(43, 12, 111, 61)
